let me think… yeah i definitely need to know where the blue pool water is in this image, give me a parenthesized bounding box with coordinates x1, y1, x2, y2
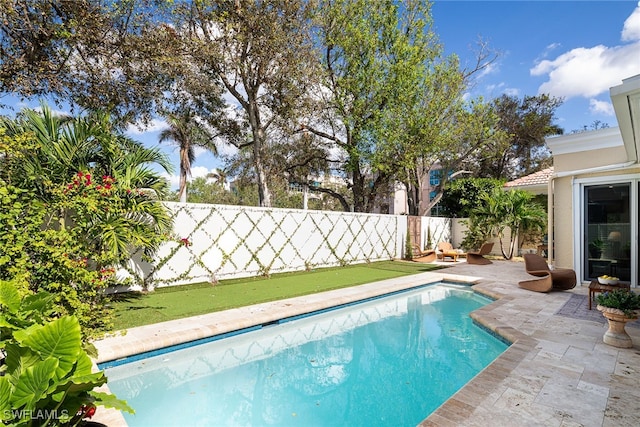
(102, 283, 508, 426)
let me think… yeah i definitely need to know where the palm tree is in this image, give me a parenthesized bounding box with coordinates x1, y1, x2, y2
(159, 111, 218, 203)
(468, 188, 546, 259)
(1, 103, 175, 264)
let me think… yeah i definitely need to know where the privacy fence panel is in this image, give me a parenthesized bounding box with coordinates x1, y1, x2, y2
(124, 203, 408, 289)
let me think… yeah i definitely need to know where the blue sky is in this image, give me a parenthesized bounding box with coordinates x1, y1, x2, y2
(3, 1, 639, 188)
(432, 0, 640, 132)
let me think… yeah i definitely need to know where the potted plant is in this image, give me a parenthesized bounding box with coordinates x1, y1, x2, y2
(596, 289, 640, 348)
(589, 238, 605, 258)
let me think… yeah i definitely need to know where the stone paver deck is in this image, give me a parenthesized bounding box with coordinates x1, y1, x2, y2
(93, 260, 640, 426)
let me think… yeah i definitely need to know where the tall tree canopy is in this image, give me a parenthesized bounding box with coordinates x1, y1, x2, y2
(479, 94, 564, 180)
(0, 0, 179, 121)
(2, 1, 553, 214)
(171, 0, 318, 207)
(305, 0, 501, 214)
(304, 0, 431, 212)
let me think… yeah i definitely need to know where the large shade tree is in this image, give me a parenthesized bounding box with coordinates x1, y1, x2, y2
(305, 0, 501, 214)
(304, 0, 426, 212)
(0, 0, 180, 122)
(479, 94, 564, 180)
(170, 0, 318, 208)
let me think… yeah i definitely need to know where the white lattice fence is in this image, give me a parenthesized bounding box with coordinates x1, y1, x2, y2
(420, 217, 452, 250)
(123, 203, 407, 289)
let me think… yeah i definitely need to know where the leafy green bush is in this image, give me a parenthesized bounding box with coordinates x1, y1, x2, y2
(596, 289, 640, 318)
(0, 183, 114, 337)
(0, 280, 134, 426)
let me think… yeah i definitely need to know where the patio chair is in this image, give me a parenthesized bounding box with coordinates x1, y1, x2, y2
(523, 253, 576, 290)
(411, 244, 436, 263)
(518, 274, 553, 293)
(466, 242, 494, 265)
(437, 241, 462, 262)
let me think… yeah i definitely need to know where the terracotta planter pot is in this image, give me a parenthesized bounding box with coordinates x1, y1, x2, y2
(596, 305, 638, 348)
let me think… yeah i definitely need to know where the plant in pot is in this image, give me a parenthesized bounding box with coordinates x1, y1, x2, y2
(596, 289, 640, 348)
(589, 238, 605, 258)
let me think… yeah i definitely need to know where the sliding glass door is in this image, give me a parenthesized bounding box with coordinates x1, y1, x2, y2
(583, 183, 632, 283)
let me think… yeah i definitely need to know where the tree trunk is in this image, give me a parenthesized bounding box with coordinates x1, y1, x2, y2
(406, 181, 420, 216)
(247, 99, 272, 207)
(179, 170, 187, 203)
(351, 166, 366, 212)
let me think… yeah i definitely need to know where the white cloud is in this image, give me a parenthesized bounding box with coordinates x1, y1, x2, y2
(536, 42, 562, 61)
(622, 2, 640, 41)
(531, 5, 640, 99)
(190, 166, 213, 179)
(162, 172, 180, 190)
(589, 99, 615, 116)
(126, 118, 168, 135)
(503, 87, 520, 97)
(484, 82, 518, 97)
(161, 166, 222, 190)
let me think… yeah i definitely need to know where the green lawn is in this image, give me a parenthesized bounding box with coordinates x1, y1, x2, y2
(110, 260, 442, 330)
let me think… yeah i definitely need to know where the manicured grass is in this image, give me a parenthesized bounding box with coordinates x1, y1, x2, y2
(110, 260, 442, 330)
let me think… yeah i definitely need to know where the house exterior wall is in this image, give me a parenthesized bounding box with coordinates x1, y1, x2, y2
(550, 174, 575, 268)
(547, 126, 628, 271)
(552, 168, 640, 274)
(552, 145, 628, 171)
(546, 75, 640, 288)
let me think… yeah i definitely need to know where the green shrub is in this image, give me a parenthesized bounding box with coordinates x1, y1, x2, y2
(0, 183, 114, 337)
(0, 280, 134, 426)
(596, 289, 640, 318)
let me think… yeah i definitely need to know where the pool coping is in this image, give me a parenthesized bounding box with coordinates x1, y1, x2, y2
(420, 286, 537, 426)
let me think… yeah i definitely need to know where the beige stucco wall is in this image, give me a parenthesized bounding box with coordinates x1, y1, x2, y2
(553, 145, 628, 172)
(551, 167, 640, 277)
(547, 126, 632, 276)
(550, 175, 574, 269)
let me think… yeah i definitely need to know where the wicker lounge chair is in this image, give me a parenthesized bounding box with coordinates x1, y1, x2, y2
(522, 253, 576, 290)
(411, 244, 436, 263)
(466, 242, 494, 265)
(518, 274, 553, 292)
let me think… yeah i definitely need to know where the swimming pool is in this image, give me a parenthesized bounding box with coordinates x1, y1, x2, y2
(102, 283, 508, 426)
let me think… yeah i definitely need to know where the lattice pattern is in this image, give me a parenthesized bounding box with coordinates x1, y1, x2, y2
(124, 203, 407, 288)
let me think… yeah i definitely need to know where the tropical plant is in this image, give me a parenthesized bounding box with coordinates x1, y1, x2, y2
(1, 104, 173, 264)
(1, 105, 174, 332)
(589, 239, 605, 258)
(0, 182, 115, 336)
(0, 281, 134, 426)
(596, 289, 640, 318)
(1, 104, 172, 199)
(159, 110, 217, 203)
(463, 188, 546, 259)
